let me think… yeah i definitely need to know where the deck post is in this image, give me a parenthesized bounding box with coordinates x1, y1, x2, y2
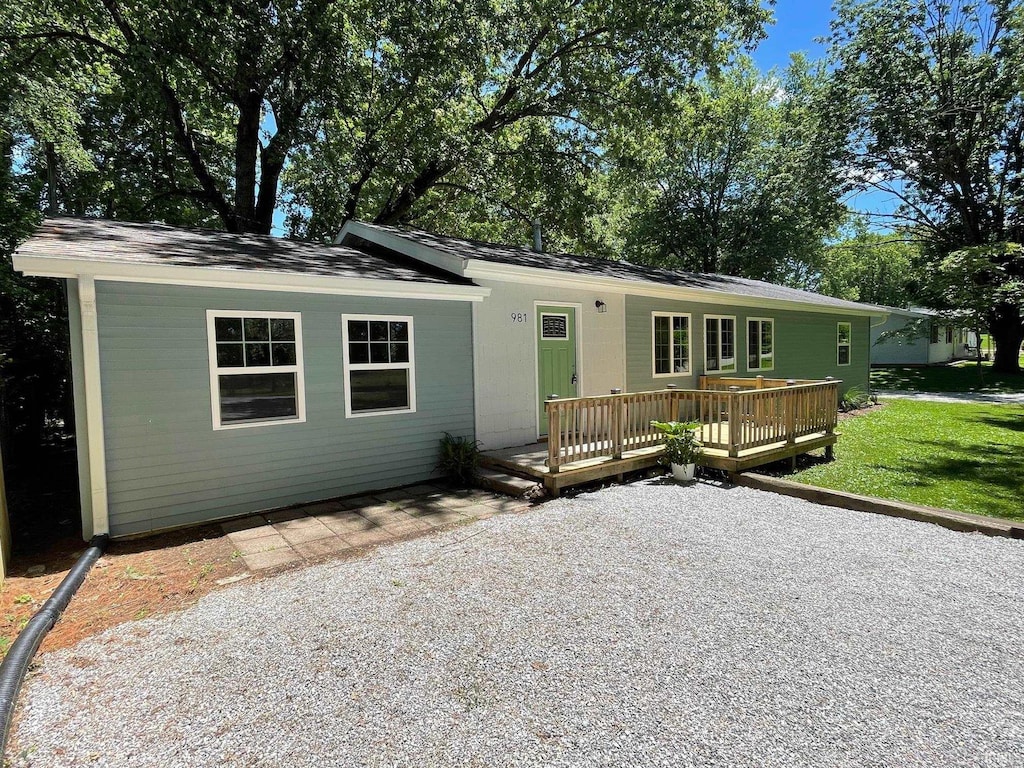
(547, 396, 561, 473)
(727, 386, 741, 458)
(785, 381, 797, 446)
(756, 375, 764, 389)
(610, 389, 623, 459)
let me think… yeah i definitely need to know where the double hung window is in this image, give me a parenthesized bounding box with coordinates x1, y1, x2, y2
(652, 313, 691, 376)
(746, 318, 774, 372)
(837, 322, 852, 366)
(342, 315, 416, 416)
(705, 316, 736, 373)
(207, 311, 305, 429)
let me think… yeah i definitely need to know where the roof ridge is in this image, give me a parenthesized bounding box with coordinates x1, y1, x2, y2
(351, 220, 888, 314)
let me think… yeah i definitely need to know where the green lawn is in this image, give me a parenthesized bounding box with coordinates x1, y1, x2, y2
(871, 361, 1024, 394)
(792, 400, 1024, 521)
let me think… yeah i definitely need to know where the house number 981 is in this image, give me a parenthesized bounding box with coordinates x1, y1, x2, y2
(510, 312, 528, 323)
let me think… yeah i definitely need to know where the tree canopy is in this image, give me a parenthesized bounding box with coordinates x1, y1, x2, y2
(829, 0, 1024, 371)
(814, 220, 919, 308)
(1, 0, 771, 239)
(611, 55, 848, 283)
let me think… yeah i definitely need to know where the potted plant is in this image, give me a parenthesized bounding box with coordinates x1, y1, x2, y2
(650, 420, 703, 483)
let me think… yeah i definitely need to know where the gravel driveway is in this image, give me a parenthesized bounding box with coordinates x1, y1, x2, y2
(13, 480, 1024, 767)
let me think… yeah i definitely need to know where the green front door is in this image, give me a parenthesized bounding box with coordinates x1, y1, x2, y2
(537, 305, 578, 435)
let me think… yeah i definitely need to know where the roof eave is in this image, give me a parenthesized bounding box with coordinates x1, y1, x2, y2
(463, 260, 886, 317)
(12, 253, 491, 303)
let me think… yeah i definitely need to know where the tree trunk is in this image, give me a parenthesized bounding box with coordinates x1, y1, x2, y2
(990, 304, 1024, 374)
(232, 93, 263, 233)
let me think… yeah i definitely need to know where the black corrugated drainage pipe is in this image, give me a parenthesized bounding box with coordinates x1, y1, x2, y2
(0, 534, 108, 754)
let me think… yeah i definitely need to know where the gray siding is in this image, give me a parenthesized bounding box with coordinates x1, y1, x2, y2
(95, 282, 473, 537)
(625, 295, 870, 394)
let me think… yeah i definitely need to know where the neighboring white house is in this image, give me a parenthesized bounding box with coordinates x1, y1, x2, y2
(870, 307, 975, 365)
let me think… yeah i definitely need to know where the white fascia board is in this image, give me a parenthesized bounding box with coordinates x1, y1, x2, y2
(13, 253, 490, 302)
(464, 261, 886, 318)
(336, 221, 469, 276)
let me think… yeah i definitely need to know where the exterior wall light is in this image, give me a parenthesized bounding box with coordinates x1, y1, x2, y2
(595, 300, 607, 313)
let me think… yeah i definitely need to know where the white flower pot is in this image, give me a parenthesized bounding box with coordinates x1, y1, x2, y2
(671, 463, 696, 483)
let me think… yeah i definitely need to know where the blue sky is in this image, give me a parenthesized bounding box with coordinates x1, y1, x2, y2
(750, 0, 831, 71)
(751, 1, 898, 226)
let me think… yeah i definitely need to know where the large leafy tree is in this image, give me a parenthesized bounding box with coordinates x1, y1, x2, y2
(0, 137, 69, 455)
(814, 220, 919, 307)
(2, 0, 770, 240)
(2, 0, 355, 233)
(830, 0, 1024, 372)
(611, 56, 847, 283)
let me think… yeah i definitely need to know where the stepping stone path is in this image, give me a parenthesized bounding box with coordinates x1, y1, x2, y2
(221, 485, 533, 572)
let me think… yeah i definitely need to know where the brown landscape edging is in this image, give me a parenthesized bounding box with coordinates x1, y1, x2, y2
(729, 473, 1024, 540)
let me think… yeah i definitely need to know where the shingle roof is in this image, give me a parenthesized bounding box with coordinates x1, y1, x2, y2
(348, 222, 889, 314)
(17, 217, 474, 286)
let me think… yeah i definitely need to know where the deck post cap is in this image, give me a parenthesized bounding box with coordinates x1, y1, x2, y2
(547, 394, 560, 400)
(665, 384, 677, 390)
(728, 385, 741, 392)
(610, 388, 622, 394)
(786, 379, 797, 386)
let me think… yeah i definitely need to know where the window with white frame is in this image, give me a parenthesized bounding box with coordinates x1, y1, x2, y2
(705, 315, 736, 373)
(207, 311, 305, 429)
(342, 315, 415, 416)
(746, 318, 774, 371)
(652, 313, 690, 376)
(837, 321, 852, 366)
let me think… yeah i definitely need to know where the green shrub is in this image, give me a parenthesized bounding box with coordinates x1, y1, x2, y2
(436, 432, 482, 487)
(650, 420, 703, 465)
(840, 385, 875, 412)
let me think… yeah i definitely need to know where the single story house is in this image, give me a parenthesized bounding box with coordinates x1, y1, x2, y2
(15, 217, 887, 540)
(870, 307, 975, 366)
(338, 222, 888, 450)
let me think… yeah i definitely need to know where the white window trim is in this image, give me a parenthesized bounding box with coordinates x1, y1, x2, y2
(704, 314, 737, 374)
(837, 321, 852, 367)
(746, 317, 775, 372)
(342, 313, 417, 418)
(206, 310, 306, 431)
(540, 312, 570, 340)
(651, 312, 692, 378)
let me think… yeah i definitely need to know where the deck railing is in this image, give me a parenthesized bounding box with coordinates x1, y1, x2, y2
(545, 377, 840, 471)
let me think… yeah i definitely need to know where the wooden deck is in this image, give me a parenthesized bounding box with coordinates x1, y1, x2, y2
(482, 377, 840, 496)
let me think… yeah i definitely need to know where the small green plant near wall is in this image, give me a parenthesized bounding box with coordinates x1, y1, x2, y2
(839, 385, 877, 413)
(650, 421, 703, 466)
(437, 432, 482, 487)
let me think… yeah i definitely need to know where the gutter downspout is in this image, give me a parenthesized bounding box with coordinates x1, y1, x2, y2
(0, 535, 108, 755)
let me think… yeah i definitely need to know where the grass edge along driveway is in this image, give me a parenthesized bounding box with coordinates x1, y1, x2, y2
(870, 361, 1024, 394)
(792, 399, 1023, 522)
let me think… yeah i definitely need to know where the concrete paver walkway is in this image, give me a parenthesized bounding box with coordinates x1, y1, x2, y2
(221, 484, 532, 571)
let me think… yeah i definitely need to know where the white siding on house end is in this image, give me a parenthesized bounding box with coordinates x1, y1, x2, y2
(870, 314, 930, 365)
(471, 278, 625, 449)
(928, 332, 956, 364)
